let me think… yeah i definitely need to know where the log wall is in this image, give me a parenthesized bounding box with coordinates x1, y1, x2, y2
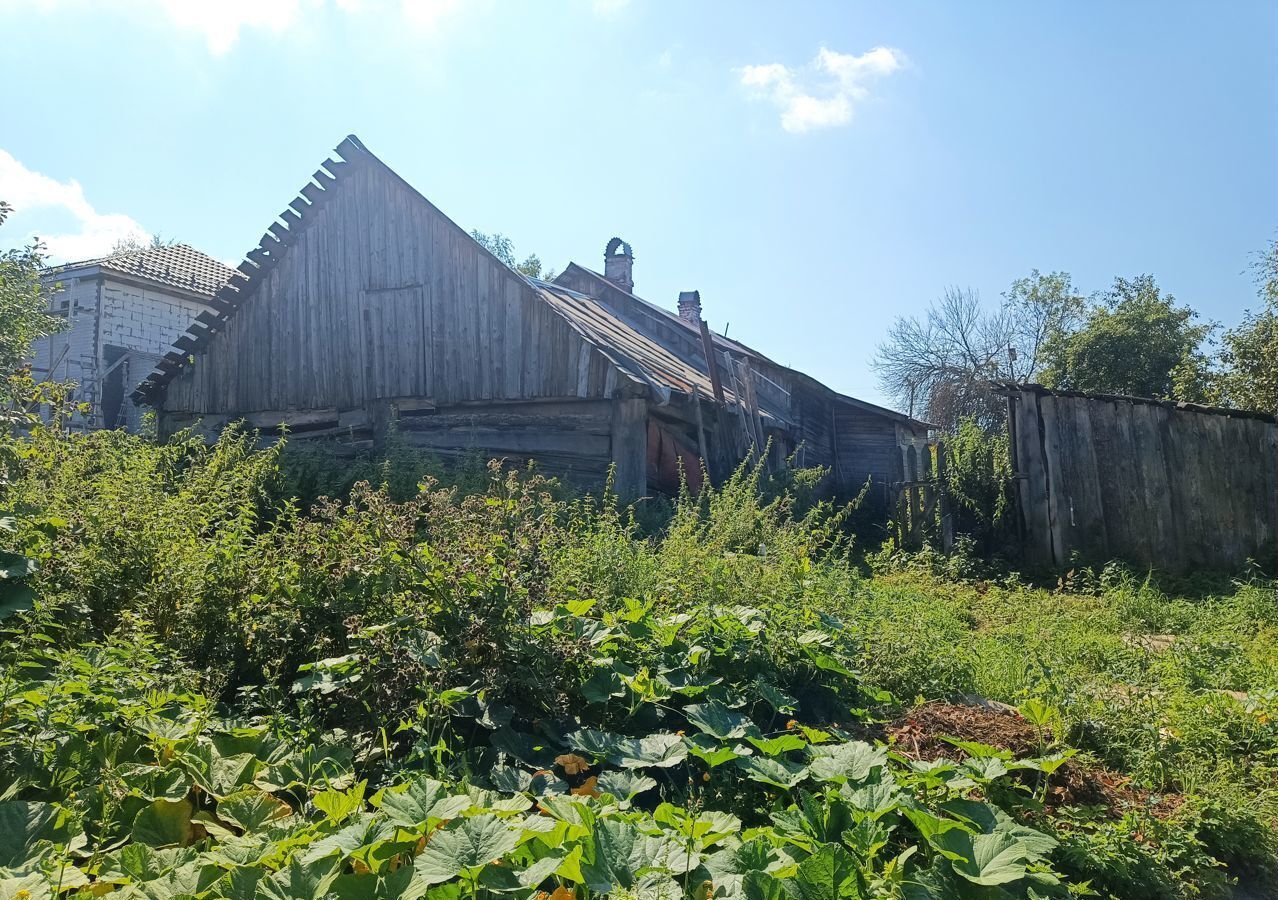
(1007, 387, 1278, 573)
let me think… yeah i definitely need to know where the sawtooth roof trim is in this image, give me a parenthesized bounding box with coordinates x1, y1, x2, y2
(133, 135, 732, 408)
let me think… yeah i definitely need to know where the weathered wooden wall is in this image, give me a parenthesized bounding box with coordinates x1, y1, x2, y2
(161, 158, 622, 418)
(1007, 387, 1278, 573)
(834, 404, 916, 507)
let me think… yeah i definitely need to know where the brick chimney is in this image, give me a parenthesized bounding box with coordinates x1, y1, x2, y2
(677, 290, 702, 322)
(604, 237, 634, 293)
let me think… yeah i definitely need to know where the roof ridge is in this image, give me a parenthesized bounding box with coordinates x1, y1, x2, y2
(133, 135, 368, 405)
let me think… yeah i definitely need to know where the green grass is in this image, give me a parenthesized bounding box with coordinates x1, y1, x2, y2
(0, 422, 1274, 898)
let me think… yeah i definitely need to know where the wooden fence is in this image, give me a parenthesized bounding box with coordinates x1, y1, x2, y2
(893, 440, 953, 552)
(1000, 384, 1278, 573)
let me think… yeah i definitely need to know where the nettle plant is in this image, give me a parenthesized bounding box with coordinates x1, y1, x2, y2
(2, 601, 1079, 898)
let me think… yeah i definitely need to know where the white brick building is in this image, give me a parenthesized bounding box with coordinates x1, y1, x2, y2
(33, 245, 234, 431)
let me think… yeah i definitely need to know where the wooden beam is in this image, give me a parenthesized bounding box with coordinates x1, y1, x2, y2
(699, 318, 725, 403)
(610, 398, 647, 501)
(300, 182, 325, 205)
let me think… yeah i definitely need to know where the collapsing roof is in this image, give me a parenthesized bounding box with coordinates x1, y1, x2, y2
(132, 134, 924, 436)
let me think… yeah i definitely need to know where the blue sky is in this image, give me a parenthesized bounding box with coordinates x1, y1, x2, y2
(1, 0, 1274, 406)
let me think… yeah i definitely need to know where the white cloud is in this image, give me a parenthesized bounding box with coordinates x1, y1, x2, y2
(153, 0, 302, 54)
(0, 149, 148, 262)
(0, 0, 467, 54)
(739, 45, 905, 133)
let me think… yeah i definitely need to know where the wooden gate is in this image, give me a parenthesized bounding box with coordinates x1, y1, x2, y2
(893, 439, 954, 552)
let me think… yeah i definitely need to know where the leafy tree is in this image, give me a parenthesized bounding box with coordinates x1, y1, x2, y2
(872, 271, 1083, 432)
(109, 232, 179, 254)
(1039, 275, 1214, 401)
(0, 202, 63, 390)
(1213, 240, 1278, 413)
(470, 230, 554, 280)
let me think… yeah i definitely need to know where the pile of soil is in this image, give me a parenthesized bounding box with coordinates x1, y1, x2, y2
(885, 700, 1042, 760)
(883, 701, 1183, 820)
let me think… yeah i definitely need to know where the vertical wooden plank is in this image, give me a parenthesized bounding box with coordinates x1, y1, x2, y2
(1260, 421, 1278, 570)
(1128, 402, 1177, 570)
(1013, 391, 1053, 566)
(1037, 394, 1067, 567)
(1060, 397, 1109, 564)
(1175, 410, 1211, 570)
(936, 439, 954, 553)
(610, 397, 648, 501)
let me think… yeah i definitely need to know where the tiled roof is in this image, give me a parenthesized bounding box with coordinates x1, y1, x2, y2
(45, 244, 235, 298)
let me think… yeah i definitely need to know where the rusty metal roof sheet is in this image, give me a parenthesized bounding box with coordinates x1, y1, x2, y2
(532, 279, 742, 406)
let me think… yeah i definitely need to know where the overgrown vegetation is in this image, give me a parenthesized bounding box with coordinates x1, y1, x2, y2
(1, 415, 1275, 898)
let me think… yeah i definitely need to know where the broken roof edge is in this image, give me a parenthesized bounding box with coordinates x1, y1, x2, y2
(557, 262, 932, 431)
(131, 134, 663, 411)
(132, 136, 372, 406)
(993, 381, 1278, 425)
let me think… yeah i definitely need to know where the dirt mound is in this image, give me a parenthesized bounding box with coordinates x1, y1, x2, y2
(885, 701, 1042, 759)
(883, 701, 1183, 820)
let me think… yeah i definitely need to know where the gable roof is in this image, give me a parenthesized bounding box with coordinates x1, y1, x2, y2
(133, 136, 763, 410)
(129, 134, 927, 432)
(531, 279, 753, 411)
(45, 244, 234, 298)
(556, 263, 932, 430)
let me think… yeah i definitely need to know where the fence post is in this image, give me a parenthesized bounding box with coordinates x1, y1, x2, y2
(936, 440, 954, 553)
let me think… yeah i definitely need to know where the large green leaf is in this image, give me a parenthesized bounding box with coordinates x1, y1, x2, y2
(377, 777, 471, 830)
(476, 853, 563, 893)
(926, 820, 1057, 887)
(807, 742, 887, 785)
(577, 817, 643, 893)
(607, 733, 688, 769)
(255, 745, 354, 792)
(756, 680, 798, 715)
(0, 873, 52, 900)
(216, 789, 293, 833)
(182, 746, 259, 799)
(734, 756, 809, 788)
(685, 702, 754, 740)
(582, 668, 626, 704)
(301, 816, 397, 865)
(414, 814, 522, 884)
(0, 801, 67, 869)
(780, 842, 863, 900)
(313, 782, 367, 823)
(932, 829, 1033, 886)
(131, 798, 193, 848)
(485, 766, 566, 796)
(257, 858, 342, 900)
(685, 734, 751, 768)
(0, 547, 35, 580)
(597, 769, 657, 802)
(743, 870, 788, 900)
(0, 581, 35, 622)
(329, 867, 417, 900)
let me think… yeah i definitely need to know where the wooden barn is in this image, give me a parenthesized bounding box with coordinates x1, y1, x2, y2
(135, 136, 930, 502)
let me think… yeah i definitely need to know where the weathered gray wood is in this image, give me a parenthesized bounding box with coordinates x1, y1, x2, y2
(610, 397, 647, 500)
(1006, 387, 1278, 573)
(1013, 392, 1055, 566)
